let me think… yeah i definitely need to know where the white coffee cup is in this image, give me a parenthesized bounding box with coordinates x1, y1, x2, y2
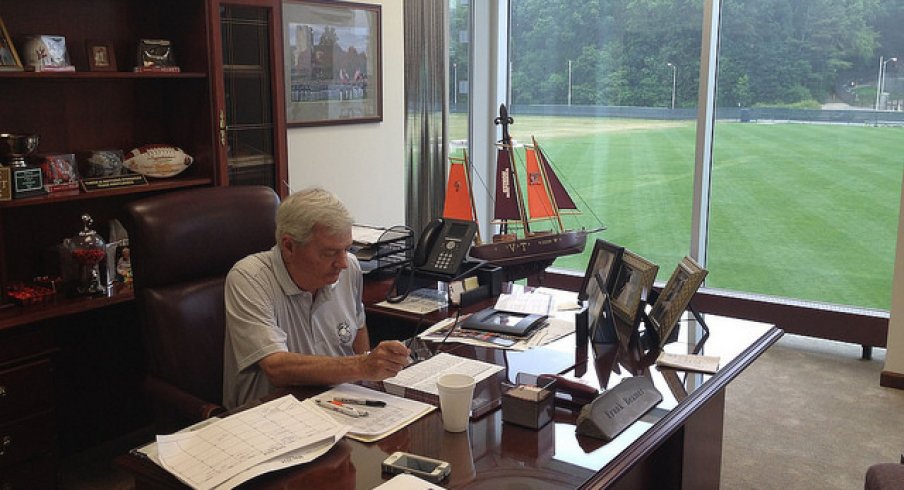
(436, 373, 476, 432)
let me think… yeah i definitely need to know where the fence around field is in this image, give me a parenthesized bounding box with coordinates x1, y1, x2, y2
(461, 103, 904, 126)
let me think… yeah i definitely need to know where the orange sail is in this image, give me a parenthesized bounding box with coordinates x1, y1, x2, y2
(525, 145, 557, 219)
(442, 156, 475, 221)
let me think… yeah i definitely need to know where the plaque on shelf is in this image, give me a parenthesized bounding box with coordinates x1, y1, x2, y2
(39, 153, 79, 193)
(134, 39, 179, 72)
(20, 34, 76, 72)
(0, 167, 11, 201)
(0, 133, 46, 199)
(80, 174, 147, 192)
(78, 149, 126, 178)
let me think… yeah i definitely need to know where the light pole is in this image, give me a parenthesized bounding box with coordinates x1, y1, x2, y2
(667, 62, 677, 109)
(880, 57, 897, 110)
(452, 63, 458, 106)
(875, 56, 898, 111)
(567, 59, 572, 106)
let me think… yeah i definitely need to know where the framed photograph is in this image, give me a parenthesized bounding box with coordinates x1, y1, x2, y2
(39, 153, 79, 192)
(578, 239, 625, 301)
(0, 16, 23, 71)
(648, 256, 708, 347)
(21, 34, 74, 72)
(610, 250, 659, 327)
(283, 0, 383, 126)
(87, 41, 116, 71)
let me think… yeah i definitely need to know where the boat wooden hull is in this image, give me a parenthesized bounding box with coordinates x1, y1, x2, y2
(469, 229, 588, 267)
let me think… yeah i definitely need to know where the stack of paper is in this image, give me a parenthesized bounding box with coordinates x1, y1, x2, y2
(154, 395, 347, 489)
(381, 352, 504, 405)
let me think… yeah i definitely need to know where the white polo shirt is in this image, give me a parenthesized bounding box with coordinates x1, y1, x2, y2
(222, 245, 365, 409)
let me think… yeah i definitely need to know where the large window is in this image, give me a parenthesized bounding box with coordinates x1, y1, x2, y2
(711, 1, 904, 310)
(506, 1, 703, 282)
(460, 0, 903, 312)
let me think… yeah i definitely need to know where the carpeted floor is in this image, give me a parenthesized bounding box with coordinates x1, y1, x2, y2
(722, 334, 904, 489)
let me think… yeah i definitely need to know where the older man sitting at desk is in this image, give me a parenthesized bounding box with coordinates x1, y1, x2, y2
(222, 187, 411, 409)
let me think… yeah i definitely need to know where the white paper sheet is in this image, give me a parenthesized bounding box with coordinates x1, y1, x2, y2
(155, 395, 346, 490)
(382, 352, 503, 397)
(310, 384, 435, 442)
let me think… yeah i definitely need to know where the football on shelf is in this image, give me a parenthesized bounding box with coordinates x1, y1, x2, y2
(123, 145, 193, 178)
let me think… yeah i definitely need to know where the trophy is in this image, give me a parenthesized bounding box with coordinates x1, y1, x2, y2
(0, 133, 46, 198)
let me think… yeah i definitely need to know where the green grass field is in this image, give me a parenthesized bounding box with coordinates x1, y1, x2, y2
(449, 114, 904, 310)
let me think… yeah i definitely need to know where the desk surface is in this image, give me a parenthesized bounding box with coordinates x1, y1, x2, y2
(117, 285, 782, 489)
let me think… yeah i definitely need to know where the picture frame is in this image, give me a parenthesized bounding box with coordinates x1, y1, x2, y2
(648, 256, 708, 347)
(86, 41, 116, 71)
(283, 0, 383, 127)
(0, 16, 23, 71)
(578, 239, 625, 301)
(609, 250, 659, 327)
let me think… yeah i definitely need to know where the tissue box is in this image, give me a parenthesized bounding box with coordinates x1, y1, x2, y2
(502, 382, 554, 430)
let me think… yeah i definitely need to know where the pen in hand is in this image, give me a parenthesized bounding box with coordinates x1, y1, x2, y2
(333, 397, 387, 407)
(315, 399, 368, 417)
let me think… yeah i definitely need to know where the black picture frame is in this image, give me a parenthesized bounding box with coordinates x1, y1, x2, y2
(283, 0, 383, 127)
(578, 239, 625, 302)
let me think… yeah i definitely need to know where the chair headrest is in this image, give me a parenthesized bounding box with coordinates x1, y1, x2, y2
(124, 186, 280, 289)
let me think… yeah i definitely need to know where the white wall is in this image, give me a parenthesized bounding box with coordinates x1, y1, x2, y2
(286, 0, 405, 228)
(885, 175, 904, 376)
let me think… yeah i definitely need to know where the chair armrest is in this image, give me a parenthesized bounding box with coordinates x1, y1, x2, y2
(145, 375, 226, 428)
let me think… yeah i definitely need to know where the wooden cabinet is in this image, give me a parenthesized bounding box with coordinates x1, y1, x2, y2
(0, 0, 217, 285)
(210, 0, 288, 189)
(0, 327, 57, 490)
(0, 0, 287, 485)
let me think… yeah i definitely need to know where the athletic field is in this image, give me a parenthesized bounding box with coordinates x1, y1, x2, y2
(449, 114, 903, 310)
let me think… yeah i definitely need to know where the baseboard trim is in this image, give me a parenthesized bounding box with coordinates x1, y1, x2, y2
(880, 370, 904, 390)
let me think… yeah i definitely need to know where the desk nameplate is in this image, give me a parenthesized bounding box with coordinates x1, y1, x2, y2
(576, 375, 663, 442)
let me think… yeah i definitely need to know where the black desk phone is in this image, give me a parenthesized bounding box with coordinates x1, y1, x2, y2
(412, 218, 478, 276)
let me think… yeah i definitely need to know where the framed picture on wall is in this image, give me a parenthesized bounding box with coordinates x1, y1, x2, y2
(283, 0, 383, 127)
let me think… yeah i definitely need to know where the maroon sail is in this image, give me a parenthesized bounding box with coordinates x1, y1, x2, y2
(536, 143, 578, 211)
(493, 147, 523, 221)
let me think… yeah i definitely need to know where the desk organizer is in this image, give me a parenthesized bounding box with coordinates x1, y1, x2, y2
(502, 374, 555, 429)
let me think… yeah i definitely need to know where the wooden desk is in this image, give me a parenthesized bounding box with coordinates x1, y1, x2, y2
(116, 283, 782, 489)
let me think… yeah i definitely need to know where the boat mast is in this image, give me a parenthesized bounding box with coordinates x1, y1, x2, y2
(495, 104, 531, 235)
(460, 150, 482, 244)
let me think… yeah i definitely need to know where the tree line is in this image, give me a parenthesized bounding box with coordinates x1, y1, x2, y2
(450, 0, 904, 109)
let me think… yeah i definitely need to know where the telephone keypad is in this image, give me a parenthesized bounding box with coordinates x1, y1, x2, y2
(434, 250, 453, 270)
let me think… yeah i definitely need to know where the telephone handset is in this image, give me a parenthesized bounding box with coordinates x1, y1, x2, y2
(412, 218, 478, 276)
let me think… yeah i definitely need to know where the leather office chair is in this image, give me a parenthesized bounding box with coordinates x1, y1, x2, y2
(124, 185, 279, 433)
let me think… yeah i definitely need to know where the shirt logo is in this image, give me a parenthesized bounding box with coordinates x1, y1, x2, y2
(336, 321, 352, 344)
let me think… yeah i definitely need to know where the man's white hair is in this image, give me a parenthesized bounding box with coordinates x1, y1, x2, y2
(276, 187, 353, 244)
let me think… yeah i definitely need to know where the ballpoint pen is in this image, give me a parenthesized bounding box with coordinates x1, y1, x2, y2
(315, 399, 368, 417)
(332, 397, 387, 407)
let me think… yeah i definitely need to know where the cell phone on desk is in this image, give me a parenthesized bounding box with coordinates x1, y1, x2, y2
(382, 451, 451, 483)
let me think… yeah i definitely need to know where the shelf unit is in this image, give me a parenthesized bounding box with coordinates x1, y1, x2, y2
(0, 1, 229, 486)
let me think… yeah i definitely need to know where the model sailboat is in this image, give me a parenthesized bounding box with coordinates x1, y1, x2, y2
(443, 104, 601, 279)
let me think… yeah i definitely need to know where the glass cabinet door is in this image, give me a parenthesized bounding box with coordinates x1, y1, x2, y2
(213, 1, 287, 191)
